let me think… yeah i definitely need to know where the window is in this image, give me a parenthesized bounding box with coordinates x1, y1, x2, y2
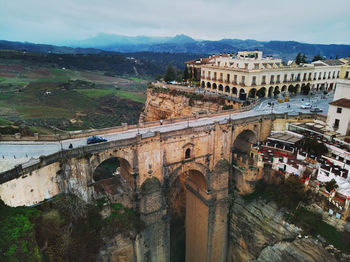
(334, 119, 340, 128)
(262, 75, 266, 84)
(276, 75, 280, 83)
(345, 71, 349, 79)
(227, 74, 230, 82)
(252, 76, 256, 85)
(185, 148, 191, 159)
(254, 63, 259, 69)
(241, 76, 245, 84)
(337, 107, 342, 113)
(234, 75, 237, 83)
(245, 63, 248, 69)
(270, 75, 274, 83)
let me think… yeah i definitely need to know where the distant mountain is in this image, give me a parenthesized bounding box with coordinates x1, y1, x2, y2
(0, 40, 106, 54)
(2, 35, 350, 63)
(65, 34, 350, 61)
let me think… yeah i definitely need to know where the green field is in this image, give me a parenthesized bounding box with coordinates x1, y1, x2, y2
(0, 61, 149, 134)
(76, 89, 146, 103)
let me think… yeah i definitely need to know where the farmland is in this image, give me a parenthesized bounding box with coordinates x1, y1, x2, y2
(0, 52, 149, 134)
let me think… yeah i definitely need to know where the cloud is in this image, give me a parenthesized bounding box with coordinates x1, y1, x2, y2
(0, 0, 349, 44)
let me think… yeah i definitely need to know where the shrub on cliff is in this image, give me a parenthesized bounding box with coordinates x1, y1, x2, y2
(243, 176, 309, 210)
(0, 199, 41, 262)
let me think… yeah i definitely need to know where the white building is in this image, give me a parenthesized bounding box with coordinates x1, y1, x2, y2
(327, 99, 350, 136)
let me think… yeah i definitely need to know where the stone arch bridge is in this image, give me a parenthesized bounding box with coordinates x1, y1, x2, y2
(0, 113, 307, 262)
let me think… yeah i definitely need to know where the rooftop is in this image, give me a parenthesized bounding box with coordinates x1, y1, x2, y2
(268, 133, 302, 144)
(329, 98, 350, 109)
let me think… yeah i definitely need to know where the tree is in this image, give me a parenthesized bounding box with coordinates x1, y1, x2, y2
(295, 53, 302, 65)
(312, 53, 324, 62)
(298, 138, 329, 157)
(301, 54, 307, 63)
(183, 66, 190, 80)
(164, 64, 176, 82)
(325, 179, 338, 193)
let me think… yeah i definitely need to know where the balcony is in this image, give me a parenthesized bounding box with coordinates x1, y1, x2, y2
(252, 82, 256, 86)
(218, 79, 223, 83)
(225, 80, 230, 84)
(240, 82, 246, 86)
(261, 81, 266, 85)
(212, 77, 217, 81)
(276, 80, 280, 84)
(232, 81, 238, 85)
(206, 77, 211, 80)
(270, 81, 274, 84)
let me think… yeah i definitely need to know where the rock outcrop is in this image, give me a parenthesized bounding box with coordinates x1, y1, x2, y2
(140, 88, 226, 122)
(228, 196, 341, 262)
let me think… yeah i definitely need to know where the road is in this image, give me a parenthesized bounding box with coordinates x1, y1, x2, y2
(0, 93, 332, 172)
(252, 93, 333, 115)
(0, 110, 268, 171)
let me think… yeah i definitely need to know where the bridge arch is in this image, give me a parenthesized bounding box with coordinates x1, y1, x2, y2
(206, 82, 211, 88)
(232, 129, 257, 156)
(212, 83, 217, 90)
(167, 164, 209, 262)
(218, 84, 223, 91)
(92, 156, 134, 207)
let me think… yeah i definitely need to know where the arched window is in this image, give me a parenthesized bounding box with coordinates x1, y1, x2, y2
(185, 148, 191, 159)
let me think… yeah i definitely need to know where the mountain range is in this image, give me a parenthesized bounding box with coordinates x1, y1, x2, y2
(1, 34, 350, 62)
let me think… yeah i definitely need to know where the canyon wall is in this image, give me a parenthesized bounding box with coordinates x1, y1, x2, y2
(228, 196, 349, 262)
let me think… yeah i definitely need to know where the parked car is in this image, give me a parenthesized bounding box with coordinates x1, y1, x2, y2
(310, 107, 323, 113)
(300, 103, 312, 109)
(87, 136, 107, 144)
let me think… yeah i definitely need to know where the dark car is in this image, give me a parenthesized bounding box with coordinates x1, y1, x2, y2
(87, 136, 107, 144)
(310, 107, 323, 113)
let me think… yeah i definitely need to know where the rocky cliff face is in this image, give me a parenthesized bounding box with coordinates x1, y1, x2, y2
(228, 196, 345, 262)
(139, 88, 224, 122)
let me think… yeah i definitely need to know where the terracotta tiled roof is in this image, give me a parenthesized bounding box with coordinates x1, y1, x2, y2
(329, 98, 350, 108)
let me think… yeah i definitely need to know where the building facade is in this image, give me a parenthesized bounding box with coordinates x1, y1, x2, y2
(187, 51, 343, 101)
(326, 62, 350, 136)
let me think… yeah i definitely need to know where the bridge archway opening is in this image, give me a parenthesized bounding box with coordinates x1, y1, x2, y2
(169, 169, 208, 262)
(201, 81, 205, 88)
(218, 84, 223, 91)
(93, 157, 134, 206)
(206, 82, 211, 88)
(213, 83, 217, 90)
(232, 130, 257, 159)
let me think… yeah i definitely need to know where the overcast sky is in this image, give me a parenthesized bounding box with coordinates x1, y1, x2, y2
(1, 0, 349, 44)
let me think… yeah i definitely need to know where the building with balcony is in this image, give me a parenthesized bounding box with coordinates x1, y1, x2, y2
(186, 51, 344, 101)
